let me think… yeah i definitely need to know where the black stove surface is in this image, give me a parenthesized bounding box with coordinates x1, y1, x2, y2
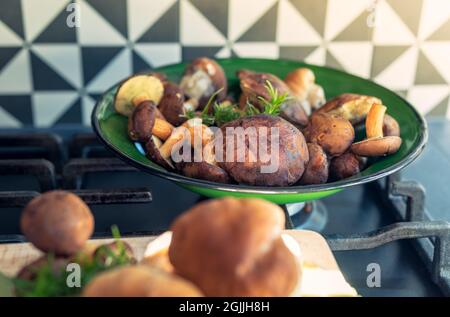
(0, 118, 449, 297)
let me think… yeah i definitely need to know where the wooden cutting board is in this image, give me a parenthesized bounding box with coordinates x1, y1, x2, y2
(0, 230, 338, 277)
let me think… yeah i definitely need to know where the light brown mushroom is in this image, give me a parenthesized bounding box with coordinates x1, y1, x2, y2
(114, 74, 164, 117)
(179, 57, 227, 110)
(351, 104, 402, 157)
(316, 93, 382, 124)
(305, 112, 355, 157)
(284, 68, 326, 114)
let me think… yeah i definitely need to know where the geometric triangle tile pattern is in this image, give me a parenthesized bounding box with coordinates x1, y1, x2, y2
(0, 0, 450, 127)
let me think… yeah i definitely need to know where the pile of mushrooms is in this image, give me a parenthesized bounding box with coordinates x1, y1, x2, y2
(115, 57, 402, 187)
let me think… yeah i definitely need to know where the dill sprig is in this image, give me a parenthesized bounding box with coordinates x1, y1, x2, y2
(256, 80, 291, 116)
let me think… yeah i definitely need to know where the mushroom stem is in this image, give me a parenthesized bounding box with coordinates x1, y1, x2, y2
(159, 127, 188, 159)
(152, 118, 174, 141)
(366, 103, 386, 139)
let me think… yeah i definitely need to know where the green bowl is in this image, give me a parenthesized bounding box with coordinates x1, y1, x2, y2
(92, 58, 427, 204)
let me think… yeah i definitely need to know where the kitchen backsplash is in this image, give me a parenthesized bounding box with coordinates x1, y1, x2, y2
(0, 0, 449, 127)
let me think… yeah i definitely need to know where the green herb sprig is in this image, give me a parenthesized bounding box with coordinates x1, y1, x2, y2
(13, 225, 133, 297)
(256, 80, 291, 116)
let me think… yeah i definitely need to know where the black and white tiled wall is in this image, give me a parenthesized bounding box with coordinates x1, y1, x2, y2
(1, 0, 450, 127)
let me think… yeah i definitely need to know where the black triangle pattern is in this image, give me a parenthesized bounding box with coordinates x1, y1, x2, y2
(237, 4, 278, 42)
(182, 46, 223, 61)
(132, 51, 152, 73)
(81, 47, 123, 85)
(30, 52, 75, 90)
(54, 98, 82, 125)
(0, 0, 24, 39)
(87, 0, 128, 38)
(189, 0, 228, 36)
(0, 95, 33, 125)
(34, 5, 77, 43)
(0, 47, 21, 73)
(138, 2, 179, 43)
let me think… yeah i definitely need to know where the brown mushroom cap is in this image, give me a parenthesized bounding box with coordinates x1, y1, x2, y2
(180, 161, 231, 184)
(168, 197, 300, 296)
(316, 93, 382, 124)
(20, 191, 94, 256)
(128, 101, 156, 142)
(145, 136, 175, 171)
(299, 143, 329, 185)
(237, 69, 290, 110)
(180, 57, 227, 109)
(219, 115, 309, 186)
(383, 114, 400, 137)
(329, 152, 364, 181)
(306, 113, 355, 157)
(351, 136, 402, 157)
(158, 82, 189, 126)
(83, 265, 203, 297)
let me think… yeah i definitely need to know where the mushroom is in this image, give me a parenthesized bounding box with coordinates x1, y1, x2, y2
(114, 74, 164, 117)
(157, 81, 199, 126)
(145, 135, 176, 170)
(20, 191, 94, 256)
(82, 265, 203, 297)
(299, 143, 329, 185)
(179, 57, 227, 110)
(128, 101, 174, 142)
(329, 152, 366, 181)
(284, 68, 326, 114)
(383, 114, 400, 137)
(237, 69, 309, 127)
(316, 93, 382, 124)
(351, 104, 402, 157)
(305, 112, 355, 157)
(219, 115, 309, 186)
(16, 255, 69, 283)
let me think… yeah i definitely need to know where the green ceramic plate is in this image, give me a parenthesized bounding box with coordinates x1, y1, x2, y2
(92, 58, 427, 204)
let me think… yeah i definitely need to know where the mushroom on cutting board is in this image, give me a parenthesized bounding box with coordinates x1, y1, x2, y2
(179, 57, 227, 110)
(128, 101, 174, 142)
(114, 74, 164, 117)
(351, 104, 402, 157)
(20, 191, 94, 256)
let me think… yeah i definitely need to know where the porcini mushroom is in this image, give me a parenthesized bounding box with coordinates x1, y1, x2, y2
(383, 114, 400, 137)
(219, 115, 309, 186)
(329, 152, 366, 181)
(238, 69, 309, 126)
(284, 68, 326, 114)
(316, 93, 382, 124)
(20, 191, 94, 256)
(114, 74, 164, 117)
(299, 143, 329, 185)
(305, 113, 355, 157)
(158, 81, 199, 126)
(179, 57, 227, 110)
(128, 101, 174, 142)
(351, 104, 402, 157)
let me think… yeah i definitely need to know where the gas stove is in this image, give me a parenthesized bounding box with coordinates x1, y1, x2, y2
(0, 118, 449, 297)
